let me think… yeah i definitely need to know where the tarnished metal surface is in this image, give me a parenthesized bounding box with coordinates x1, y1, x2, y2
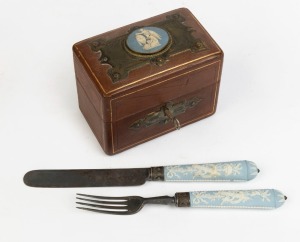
(23, 168, 150, 188)
(90, 13, 207, 83)
(149, 166, 164, 181)
(175, 192, 191, 207)
(77, 193, 175, 215)
(130, 97, 202, 130)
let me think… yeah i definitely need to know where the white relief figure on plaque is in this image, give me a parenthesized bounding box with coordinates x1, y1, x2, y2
(135, 28, 162, 50)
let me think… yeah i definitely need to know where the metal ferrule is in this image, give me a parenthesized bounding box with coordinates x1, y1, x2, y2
(175, 192, 191, 207)
(149, 166, 165, 181)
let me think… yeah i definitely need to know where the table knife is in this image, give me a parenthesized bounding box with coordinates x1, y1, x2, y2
(23, 160, 259, 188)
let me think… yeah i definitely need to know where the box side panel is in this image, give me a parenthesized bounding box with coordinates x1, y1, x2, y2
(73, 51, 112, 121)
(111, 60, 222, 154)
(73, 52, 113, 154)
(76, 79, 113, 155)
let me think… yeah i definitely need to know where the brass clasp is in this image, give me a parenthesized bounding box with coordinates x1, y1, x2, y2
(129, 97, 202, 130)
(163, 103, 181, 130)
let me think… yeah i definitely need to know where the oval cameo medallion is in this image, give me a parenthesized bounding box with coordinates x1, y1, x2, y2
(126, 27, 170, 55)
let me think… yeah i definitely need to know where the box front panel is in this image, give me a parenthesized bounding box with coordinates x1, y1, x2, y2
(111, 60, 222, 153)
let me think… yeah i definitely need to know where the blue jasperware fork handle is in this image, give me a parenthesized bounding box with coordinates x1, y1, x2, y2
(155, 160, 259, 182)
(175, 189, 286, 209)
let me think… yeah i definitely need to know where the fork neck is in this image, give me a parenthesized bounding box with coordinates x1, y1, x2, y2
(144, 196, 175, 205)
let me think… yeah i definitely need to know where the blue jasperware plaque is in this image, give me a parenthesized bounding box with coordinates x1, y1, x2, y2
(126, 27, 170, 55)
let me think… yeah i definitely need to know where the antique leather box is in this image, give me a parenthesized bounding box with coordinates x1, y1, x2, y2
(73, 8, 223, 155)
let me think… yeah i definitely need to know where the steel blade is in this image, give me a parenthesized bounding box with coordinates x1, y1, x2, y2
(23, 168, 150, 187)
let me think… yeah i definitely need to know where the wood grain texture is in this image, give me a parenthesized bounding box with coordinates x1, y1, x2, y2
(73, 8, 223, 155)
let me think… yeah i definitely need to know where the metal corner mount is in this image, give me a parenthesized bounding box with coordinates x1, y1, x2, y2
(89, 13, 208, 83)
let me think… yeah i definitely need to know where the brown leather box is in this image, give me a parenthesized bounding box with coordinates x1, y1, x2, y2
(73, 8, 223, 155)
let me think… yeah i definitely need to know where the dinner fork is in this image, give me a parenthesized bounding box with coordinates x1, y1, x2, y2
(76, 189, 286, 215)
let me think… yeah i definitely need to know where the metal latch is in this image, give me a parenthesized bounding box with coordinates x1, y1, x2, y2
(129, 96, 202, 130)
(163, 103, 181, 130)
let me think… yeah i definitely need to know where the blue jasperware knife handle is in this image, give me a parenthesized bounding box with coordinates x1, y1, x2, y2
(160, 160, 259, 182)
(175, 189, 286, 209)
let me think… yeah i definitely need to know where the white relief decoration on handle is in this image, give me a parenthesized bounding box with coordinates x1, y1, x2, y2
(248, 161, 259, 179)
(277, 192, 286, 204)
(192, 190, 270, 205)
(167, 162, 242, 178)
(164, 161, 256, 181)
(189, 189, 286, 209)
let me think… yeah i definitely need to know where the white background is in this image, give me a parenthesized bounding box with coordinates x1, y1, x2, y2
(1, 0, 299, 241)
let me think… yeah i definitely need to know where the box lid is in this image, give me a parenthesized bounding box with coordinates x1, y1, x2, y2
(73, 8, 222, 97)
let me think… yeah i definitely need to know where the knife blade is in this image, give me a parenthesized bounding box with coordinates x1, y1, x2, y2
(23, 160, 259, 188)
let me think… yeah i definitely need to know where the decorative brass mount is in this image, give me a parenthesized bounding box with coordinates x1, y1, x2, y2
(89, 14, 207, 83)
(129, 96, 202, 130)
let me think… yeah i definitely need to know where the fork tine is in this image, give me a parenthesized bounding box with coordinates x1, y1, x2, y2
(76, 197, 127, 206)
(76, 202, 128, 210)
(76, 207, 129, 215)
(77, 193, 128, 200)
